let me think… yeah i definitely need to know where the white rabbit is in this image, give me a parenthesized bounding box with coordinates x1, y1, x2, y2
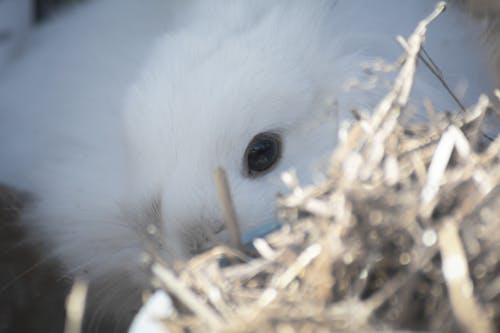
(0, 0, 495, 319)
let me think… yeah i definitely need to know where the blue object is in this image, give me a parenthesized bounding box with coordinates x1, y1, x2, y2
(242, 222, 282, 251)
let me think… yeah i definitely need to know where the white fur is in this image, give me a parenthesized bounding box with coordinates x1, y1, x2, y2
(0, 0, 494, 316)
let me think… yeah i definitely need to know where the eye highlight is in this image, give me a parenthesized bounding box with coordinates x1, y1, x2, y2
(244, 132, 282, 177)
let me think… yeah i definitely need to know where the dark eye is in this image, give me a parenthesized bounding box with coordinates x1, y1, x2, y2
(244, 132, 282, 177)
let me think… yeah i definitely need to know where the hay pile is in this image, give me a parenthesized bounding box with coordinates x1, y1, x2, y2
(132, 4, 500, 333)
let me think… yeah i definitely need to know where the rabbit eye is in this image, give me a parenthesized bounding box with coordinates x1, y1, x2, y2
(244, 132, 282, 177)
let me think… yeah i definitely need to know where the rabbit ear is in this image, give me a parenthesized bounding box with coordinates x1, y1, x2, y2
(0, 0, 32, 71)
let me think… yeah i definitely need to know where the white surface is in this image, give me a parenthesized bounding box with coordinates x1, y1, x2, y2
(128, 290, 175, 333)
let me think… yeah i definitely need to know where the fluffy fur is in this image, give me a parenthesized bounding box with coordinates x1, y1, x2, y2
(0, 0, 495, 318)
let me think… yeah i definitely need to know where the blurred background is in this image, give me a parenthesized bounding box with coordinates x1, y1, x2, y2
(0, 0, 84, 70)
(0, 0, 499, 78)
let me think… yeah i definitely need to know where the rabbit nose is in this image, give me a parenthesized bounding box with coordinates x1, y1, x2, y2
(163, 218, 227, 258)
(159, 194, 226, 257)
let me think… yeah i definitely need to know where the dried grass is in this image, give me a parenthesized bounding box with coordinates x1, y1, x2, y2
(140, 4, 500, 333)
